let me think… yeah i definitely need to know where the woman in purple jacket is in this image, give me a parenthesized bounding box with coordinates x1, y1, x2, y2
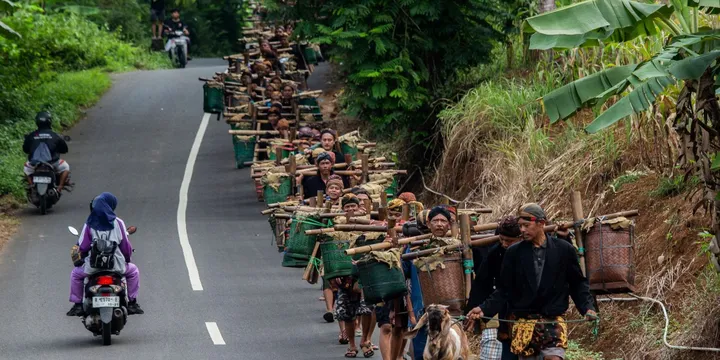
(66, 192, 143, 316)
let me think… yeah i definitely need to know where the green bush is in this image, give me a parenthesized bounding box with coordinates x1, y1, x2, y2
(0, 5, 169, 199)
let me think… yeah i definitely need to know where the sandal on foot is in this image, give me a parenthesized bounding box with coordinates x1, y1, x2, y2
(371, 344, 379, 351)
(323, 311, 334, 323)
(361, 342, 374, 358)
(345, 348, 358, 358)
(339, 332, 349, 345)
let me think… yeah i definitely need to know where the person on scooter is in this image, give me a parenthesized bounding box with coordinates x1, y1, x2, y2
(163, 8, 191, 60)
(67, 192, 144, 316)
(22, 111, 70, 193)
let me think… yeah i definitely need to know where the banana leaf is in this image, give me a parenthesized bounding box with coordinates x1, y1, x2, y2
(543, 64, 638, 123)
(690, 0, 720, 14)
(0, 0, 20, 39)
(524, 0, 673, 50)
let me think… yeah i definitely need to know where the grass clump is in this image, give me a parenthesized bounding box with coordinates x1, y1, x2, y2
(651, 175, 700, 198)
(609, 170, 647, 193)
(566, 341, 605, 360)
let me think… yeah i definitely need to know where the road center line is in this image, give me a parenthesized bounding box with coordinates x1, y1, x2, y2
(205, 322, 226, 345)
(176, 112, 210, 291)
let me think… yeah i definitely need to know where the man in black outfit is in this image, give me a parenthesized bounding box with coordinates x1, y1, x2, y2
(163, 9, 191, 60)
(22, 111, 70, 193)
(467, 203, 597, 360)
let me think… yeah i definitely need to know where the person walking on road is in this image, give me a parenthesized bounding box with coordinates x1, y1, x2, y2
(466, 203, 597, 360)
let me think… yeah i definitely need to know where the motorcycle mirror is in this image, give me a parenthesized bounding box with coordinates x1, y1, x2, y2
(68, 226, 79, 236)
(127, 226, 137, 235)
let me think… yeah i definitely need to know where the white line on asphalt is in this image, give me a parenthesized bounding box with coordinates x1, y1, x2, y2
(205, 322, 226, 345)
(176, 112, 210, 291)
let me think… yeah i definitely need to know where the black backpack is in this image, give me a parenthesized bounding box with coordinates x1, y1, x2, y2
(88, 230, 117, 270)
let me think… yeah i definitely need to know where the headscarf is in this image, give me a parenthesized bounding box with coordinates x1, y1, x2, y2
(315, 151, 335, 165)
(320, 129, 337, 139)
(298, 126, 313, 139)
(398, 192, 416, 202)
(86, 192, 118, 231)
(387, 198, 406, 211)
(428, 206, 452, 223)
(326, 175, 344, 190)
(518, 203, 546, 221)
(416, 209, 430, 229)
(439, 204, 457, 217)
(341, 194, 361, 208)
(496, 215, 522, 237)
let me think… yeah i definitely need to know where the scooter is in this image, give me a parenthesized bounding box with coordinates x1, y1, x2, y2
(68, 225, 137, 346)
(165, 29, 188, 68)
(27, 162, 69, 215)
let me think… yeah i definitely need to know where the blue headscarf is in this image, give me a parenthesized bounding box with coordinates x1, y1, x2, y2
(86, 192, 118, 231)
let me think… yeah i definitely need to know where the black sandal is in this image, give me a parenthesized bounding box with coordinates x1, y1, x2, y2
(339, 331, 349, 345)
(345, 348, 358, 358)
(361, 342, 374, 358)
(324, 311, 334, 323)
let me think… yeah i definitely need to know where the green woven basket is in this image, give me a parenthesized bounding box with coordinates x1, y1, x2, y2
(385, 176, 398, 197)
(282, 252, 308, 268)
(298, 97, 323, 121)
(284, 215, 321, 262)
(340, 143, 358, 161)
(319, 238, 353, 280)
(203, 83, 224, 114)
(356, 259, 407, 305)
(232, 136, 256, 169)
(303, 46, 318, 65)
(263, 177, 292, 206)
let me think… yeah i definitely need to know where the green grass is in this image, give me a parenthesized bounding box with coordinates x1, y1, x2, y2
(566, 340, 605, 360)
(0, 70, 113, 198)
(650, 175, 700, 198)
(609, 170, 647, 193)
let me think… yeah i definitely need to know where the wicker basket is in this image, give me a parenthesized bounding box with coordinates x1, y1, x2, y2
(356, 259, 407, 305)
(340, 143, 358, 161)
(263, 178, 292, 206)
(232, 136, 256, 169)
(415, 252, 466, 316)
(584, 222, 636, 294)
(203, 83, 224, 114)
(282, 214, 320, 267)
(385, 176, 398, 197)
(319, 238, 354, 280)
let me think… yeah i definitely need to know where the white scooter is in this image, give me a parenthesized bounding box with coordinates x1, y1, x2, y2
(165, 29, 188, 68)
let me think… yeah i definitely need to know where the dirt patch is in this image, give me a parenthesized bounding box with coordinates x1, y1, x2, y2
(0, 196, 22, 255)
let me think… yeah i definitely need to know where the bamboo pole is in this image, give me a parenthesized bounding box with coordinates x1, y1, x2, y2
(316, 190, 323, 209)
(571, 191, 587, 276)
(402, 204, 410, 221)
(361, 153, 369, 183)
(345, 233, 429, 255)
(302, 242, 321, 281)
(460, 214, 473, 300)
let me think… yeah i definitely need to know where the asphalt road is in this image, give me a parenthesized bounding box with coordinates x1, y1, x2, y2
(0, 59, 356, 359)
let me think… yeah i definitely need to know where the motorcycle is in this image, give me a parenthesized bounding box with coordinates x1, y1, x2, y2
(165, 29, 188, 68)
(68, 225, 137, 346)
(28, 162, 65, 215)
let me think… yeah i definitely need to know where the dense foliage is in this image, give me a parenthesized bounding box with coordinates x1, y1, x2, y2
(266, 0, 513, 143)
(0, 3, 168, 197)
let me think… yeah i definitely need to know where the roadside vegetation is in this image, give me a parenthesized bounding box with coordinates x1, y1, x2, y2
(273, 0, 720, 357)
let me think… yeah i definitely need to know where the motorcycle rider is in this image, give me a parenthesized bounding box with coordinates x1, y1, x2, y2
(67, 192, 144, 316)
(163, 8, 191, 60)
(22, 111, 70, 193)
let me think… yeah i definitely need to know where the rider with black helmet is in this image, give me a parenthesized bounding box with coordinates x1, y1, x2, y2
(22, 111, 70, 192)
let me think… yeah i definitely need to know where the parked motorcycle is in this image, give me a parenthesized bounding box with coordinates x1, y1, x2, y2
(27, 162, 67, 215)
(166, 29, 188, 68)
(68, 225, 137, 346)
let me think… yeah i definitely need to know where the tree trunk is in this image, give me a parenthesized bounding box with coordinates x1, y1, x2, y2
(531, 0, 557, 63)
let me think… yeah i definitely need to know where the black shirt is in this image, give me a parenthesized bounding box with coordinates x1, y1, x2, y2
(22, 128, 68, 163)
(480, 235, 594, 319)
(151, 0, 165, 11)
(301, 172, 350, 199)
(164, 18, 187, 34)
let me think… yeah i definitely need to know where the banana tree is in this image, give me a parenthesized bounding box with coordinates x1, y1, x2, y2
(523, 0, 720, 268)
(0, 0, 20, 38)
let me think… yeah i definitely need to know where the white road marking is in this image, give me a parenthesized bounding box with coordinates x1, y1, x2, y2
(176, 112, 210, 291)
(205, 322, 226, 345)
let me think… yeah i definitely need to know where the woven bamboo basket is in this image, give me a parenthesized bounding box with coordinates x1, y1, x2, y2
(319, 238, 353, 280)
(584, 222, 636, 294)
(415, 252, 466, 316)
(356, 259, 407, 305)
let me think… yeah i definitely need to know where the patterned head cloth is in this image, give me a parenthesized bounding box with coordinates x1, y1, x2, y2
(387, 198, 406, 211)
(518, 203, 546, 221)
(276, 119, 290, 130)
(315, 150, 336, 165)
(326, 175, 344, 190)
(341, 194, 361, 208)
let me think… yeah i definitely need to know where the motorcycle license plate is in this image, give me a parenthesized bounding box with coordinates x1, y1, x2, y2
(33, 176, 52, 184)
(93, 296, 119, 308)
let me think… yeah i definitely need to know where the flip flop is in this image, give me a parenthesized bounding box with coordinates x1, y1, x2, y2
(324, 311, 334, 323)
(339, 331, 349, 345)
